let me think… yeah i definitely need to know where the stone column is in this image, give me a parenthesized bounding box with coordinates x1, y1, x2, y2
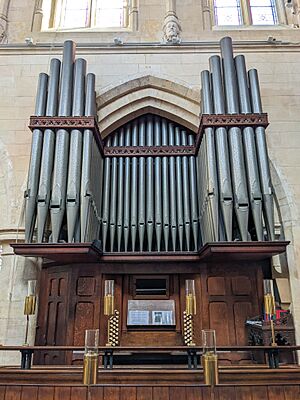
(0, 232, 41, 366)
(163, 0, 181, 43)
(202, 0, 212, 30)
(31, 0, 44, 32)
(0, 0, 10, 43)
(130, 0, 138, 31)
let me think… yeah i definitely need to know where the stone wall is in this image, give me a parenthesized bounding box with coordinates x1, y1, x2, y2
(1, 0, 300, 364)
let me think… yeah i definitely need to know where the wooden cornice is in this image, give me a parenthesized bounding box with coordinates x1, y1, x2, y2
(10, 241, 289, 266)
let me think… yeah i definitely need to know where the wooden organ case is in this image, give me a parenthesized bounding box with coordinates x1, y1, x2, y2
(12, 38, 291, 371)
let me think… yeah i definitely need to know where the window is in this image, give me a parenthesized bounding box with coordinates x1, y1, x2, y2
(42, 0, 129, 30)
(213, 0, 286, 26)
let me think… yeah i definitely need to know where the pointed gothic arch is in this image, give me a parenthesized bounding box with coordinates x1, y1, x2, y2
(96, 75, 201, 138)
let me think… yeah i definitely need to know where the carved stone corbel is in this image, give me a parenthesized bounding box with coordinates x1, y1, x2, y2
(163, 0, 181, 43)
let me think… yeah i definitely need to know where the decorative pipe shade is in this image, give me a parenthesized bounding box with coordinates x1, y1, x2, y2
(263, 279, 274, 295)
(202, 329, 216, 355)
(27, 280, 37, 296)
(84, 329, 99, 354)
(185, 279, 196, 315)
(104, 280, 114, 296)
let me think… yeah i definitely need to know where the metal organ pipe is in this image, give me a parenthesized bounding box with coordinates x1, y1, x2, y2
(181, 130, 191, 251)
(168, 123, 177, 251)
(116, 128, 125, 252)
(50, 40, 76, 242)
(109, 134, 118, 251)
(123, 125, 131, 251)
(161, 119, 170, 251)
(138, 118, 146, 251)
(130, 121, 138, 251)
(36, 59, 60, 243)
(220, 37, 249, 241)
(188, 134, 199, 250)
(175, 127, 184, 251)
(154, 116, 163, 252)
(235, 55, 263, 241)
(67, 58, 86, 242)
(81, 73, 102, 242)
(209, 56, 233, 241)
(248, 69, 275, 241)
(146, 116, 154, 251)
(24, 72, 48, 243)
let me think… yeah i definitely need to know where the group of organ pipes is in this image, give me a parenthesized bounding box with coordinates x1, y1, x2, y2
(24, 37, 275, 251)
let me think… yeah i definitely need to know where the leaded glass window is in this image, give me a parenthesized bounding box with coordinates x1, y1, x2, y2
(213, 0, 284, 26)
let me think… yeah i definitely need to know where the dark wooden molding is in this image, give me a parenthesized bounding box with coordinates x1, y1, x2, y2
(196, 113, 269, 152)
(104, 145, 195, 157)
(10, 241, 288, 266)
(198, 241, 289, 262)
(11, 240, 103, 264)
(28, 116, 104, 155)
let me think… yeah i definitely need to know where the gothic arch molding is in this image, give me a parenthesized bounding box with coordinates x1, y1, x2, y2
(96, 75, 201, 138)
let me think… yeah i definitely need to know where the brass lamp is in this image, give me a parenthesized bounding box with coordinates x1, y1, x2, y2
(183, 279, 196, 346)
(83, 329, 99, 385)
(23, 280, 37, 346)
(104, 280, 119, 346)
(202, 329, 219, 386)
(263, 279, 276, 346)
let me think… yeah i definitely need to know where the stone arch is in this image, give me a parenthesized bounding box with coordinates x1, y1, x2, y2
(96, 75, 201, 138)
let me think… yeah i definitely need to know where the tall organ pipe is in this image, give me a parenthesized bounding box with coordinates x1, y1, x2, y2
(36, 59, 61, 243)
(220, 37, 249, 241)
(175, 127, 184, 251)
(123, 125, 131, 251)
(154, 117, 162, 251)
(200, 70, 219, 243)
(50, 40, 76, 242)
(101, 137, 111, 250)
(188, 134, 199, 250)
(66, 58, 86, 242)
(161, 119, 170, 251)
(146, 116, 154, 251)
(168, 123, 177, 251)
(109, 134, 118, 251)
(181, 130, 191, 251)
(130, 121, 138, 251)
(248, 69, 275, 240)
(235, 55, 263, 241)
(117, 128, 125, 251)
(24, 73, 48, 242)
(138, 118, 146, 251)
(209, 56, 233, 241)
(81, 73, 101, 242)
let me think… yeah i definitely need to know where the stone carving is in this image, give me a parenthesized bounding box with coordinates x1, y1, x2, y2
(163, 13, 181, 44)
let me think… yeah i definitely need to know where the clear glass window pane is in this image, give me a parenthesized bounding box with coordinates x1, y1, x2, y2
(95, 0, 124, 27)
(61, 0, 90, 28)
(214, 0, 242, 26)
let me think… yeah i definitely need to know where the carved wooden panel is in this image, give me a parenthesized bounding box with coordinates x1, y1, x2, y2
(35, 269, 70, 364)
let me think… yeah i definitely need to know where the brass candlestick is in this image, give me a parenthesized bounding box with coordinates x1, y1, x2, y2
(83, 329, 99, 385)
(202, 329, 219, 386)
(23, 280, 37, 346)
(183, 280, 196, 346)
(104, 280, 120, 346)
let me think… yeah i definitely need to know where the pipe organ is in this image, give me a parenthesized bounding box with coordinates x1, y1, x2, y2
(24, 37, 275, 251)
(14, 35, 292, 369)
